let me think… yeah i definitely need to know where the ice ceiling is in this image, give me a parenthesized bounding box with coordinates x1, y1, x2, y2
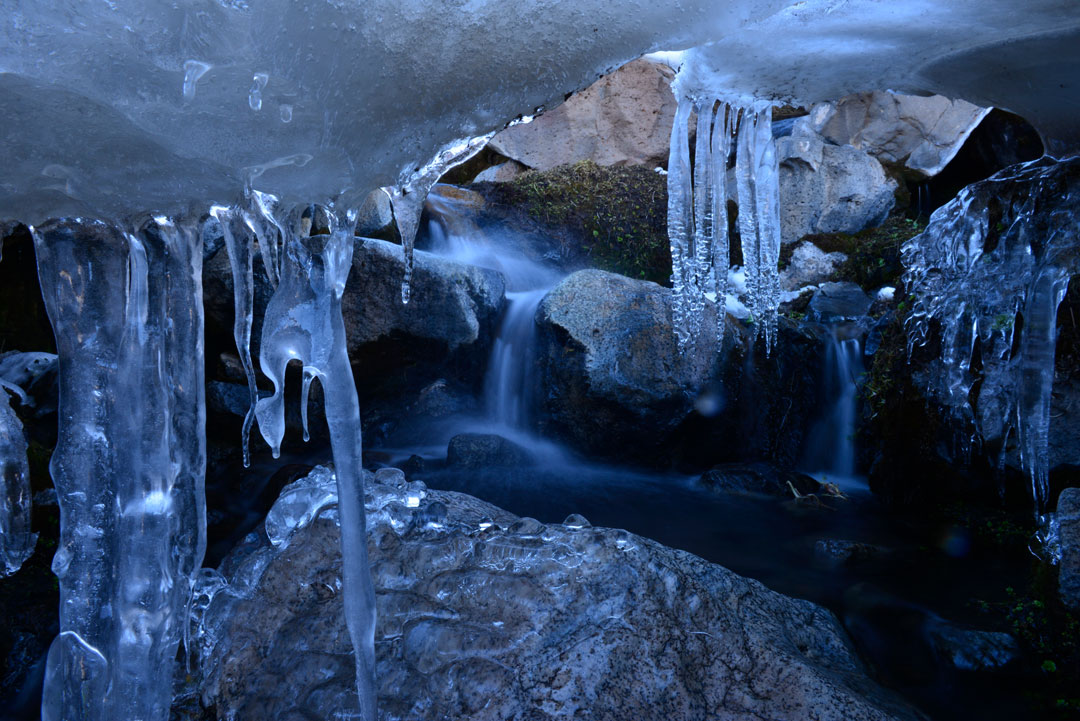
(1, 0, 1078, 225)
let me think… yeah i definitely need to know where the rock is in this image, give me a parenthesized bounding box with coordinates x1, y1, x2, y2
(1059, 487, 1080, 612)
(803, 91, 991, 178)
(0, 351, 58, 416)
(197, 468, 927, 721)
(488, 58, 679, 171)
(536, 269, 825, 465)
(926, 622, 1018, 673)
(778, 128, 897, 244)
(472, 159, 528, 183)
(204, 237, 505, 425)
(356, 188, 395, 240)
(782, 241, 847, 290)
(446, 432, 533, 468)
(700, 461, 821, 498)
(814, 539, 891, 568)
(809, 281, 873, 322)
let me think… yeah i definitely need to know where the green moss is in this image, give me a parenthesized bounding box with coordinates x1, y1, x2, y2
(784, 216, 925, 291)
(479, 160, 672, 284)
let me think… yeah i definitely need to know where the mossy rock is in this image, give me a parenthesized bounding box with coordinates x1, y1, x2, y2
(470, 160, 672, 284)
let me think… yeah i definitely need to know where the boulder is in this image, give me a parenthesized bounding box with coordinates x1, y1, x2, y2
(809, 281, 873, 323)
(700, 461, 821, 498)
(1059, 487, 1080, 612)
(536, 269, 825, 466)
(196, 467, 927, 721)
(778, 127, 897, 244)
(446, 432, 533, 468)
(782, 241, 847, 290)
(488, 58, 679, 170)
(925, 623, 1018, 673)
(356, 188, 395, 240)
(803, 91, 992, 178)
(814, 539, 892, 569)
(472, 159, 528, 183)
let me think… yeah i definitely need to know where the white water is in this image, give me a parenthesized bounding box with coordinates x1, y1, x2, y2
(804, 333, 867, 493)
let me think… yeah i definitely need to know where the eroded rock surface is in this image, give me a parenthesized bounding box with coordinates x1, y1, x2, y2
(196, 468, 927, 721)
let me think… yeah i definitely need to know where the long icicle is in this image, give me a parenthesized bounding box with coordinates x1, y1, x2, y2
(667, 98, 694, 350)
(711, 103, 732, 346)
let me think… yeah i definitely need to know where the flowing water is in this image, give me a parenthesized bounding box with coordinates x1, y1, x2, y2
(803, 331, 868, 493)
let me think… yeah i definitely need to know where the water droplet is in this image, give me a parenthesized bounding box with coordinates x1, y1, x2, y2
(182, 60, 211, 101)
(249, 72, 269, 111)
(279, 104, 293, 123)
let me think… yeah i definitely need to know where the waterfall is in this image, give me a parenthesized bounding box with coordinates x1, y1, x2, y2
(803, 332, 866, 491)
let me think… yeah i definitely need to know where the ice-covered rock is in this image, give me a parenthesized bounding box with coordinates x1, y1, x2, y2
(195, 467, 927, 721)
(777, 127, 896, 243)
(809, 282, 873, 323)
(0, 387, 35, 577)
(903, 155, 1080, 515)
(803, 91, 992, 178)
(488, 58, 680, 171)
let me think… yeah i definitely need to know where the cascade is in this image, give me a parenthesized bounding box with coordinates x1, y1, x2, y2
(667, 99, 780, 356)
(32, 217, 206, 721)
(803, 333, 866, 491)
(903, 155, 1080, 519)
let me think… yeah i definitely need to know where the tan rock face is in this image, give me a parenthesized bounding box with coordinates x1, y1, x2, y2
(488, 58, 679, 170)
(805, 91, 992, 178)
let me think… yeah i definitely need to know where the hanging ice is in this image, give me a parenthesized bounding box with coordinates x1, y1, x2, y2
(666, 98, 779, 355)
(33, 216, 206, 720)
(222, 202, 378, 718)
(1, 384, 36, 576)
(903, 155, 1080, 519)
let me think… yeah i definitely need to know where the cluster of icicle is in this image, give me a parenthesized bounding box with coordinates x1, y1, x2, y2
(903, 155, 1079, 521)
(667, 97, 781, 355)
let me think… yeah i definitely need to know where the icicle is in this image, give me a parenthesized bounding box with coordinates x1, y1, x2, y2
(1, 384, 36, 576)
(749, 107, 782, 355)
(667, 99, 694, 350)
(300, 369, 314, 442)
(389, 133, 493, 305)
(734, 107, 760, 334)
(252, 204, 377, 719)
(688, 101, 714, 346)
(710, 104, 733, 346)
(34, 216, 206, 721)
(212, 206, 260, 468)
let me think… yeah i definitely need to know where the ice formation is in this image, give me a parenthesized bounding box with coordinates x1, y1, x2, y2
(903, 156, 1080, 518)
(32, 217, 206, 720)
(221, 202, 377, 718)
(1, 384, 36, 576)
(667, 98, 780, 354)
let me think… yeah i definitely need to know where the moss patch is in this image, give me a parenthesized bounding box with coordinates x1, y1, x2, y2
(781, 216, 925, 291)
(473, 160, 672, 284)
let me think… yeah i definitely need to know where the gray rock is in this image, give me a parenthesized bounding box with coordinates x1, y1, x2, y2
(356, 189, 395, 239)
(1059, 487, 1080, 612)
(782, 241, 847, 290)
(472, 159, 528, 183)
(809, 282, 873, 322)
(489, 58, 679, 170)
(778, 128, 897, 244)
(804, 91, 992, 178)
(446, 432, 533, 468)
(197, 470, 927, 721)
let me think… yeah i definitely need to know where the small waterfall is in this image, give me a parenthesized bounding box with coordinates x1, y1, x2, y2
(425, 186, 563, 438)
(804, 331, 866, 491)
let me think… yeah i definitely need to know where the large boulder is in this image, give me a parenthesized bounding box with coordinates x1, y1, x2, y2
(196, 467, 927, 721)
(535, 269, 824, 466)
(778, 127, 897, 244)
(1060, 487, 1080, 612)
(446, 432, 533, 468)
(803, 91, 991, 178)
(487, 58, 679, 171)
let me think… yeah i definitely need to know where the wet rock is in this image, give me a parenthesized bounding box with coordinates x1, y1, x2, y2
(356, 188, 395, 240)
(488, 58, 679, 171)
(1059, 487, 1080, 612)
(809, 281, 873, 323)
(197, 469, 928, 721)
(778, 126, 896, 244)
(814, 539, 891, 568)
(472, 159, 528, 183)
(926, 622, 1018, 673)
(0, 351, 57, 417)
(447, 433, 533, 468)
(700, 461, 821, 498)
(804, 91, 991, 178)
(782, 241, 847, 290)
